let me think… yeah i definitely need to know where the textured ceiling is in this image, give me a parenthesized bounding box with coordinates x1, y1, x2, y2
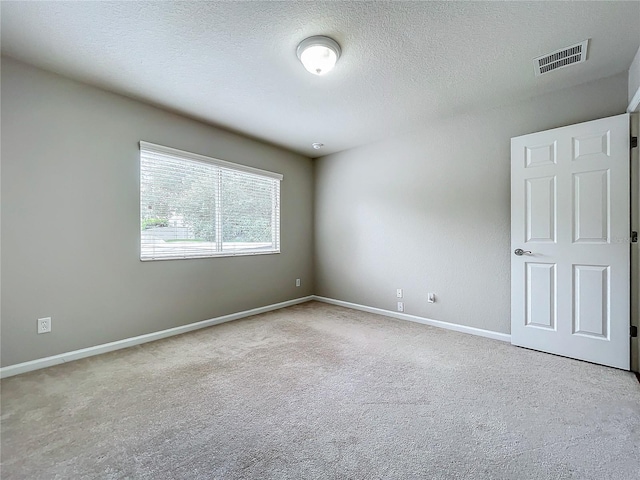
(2, 1, 639, 157)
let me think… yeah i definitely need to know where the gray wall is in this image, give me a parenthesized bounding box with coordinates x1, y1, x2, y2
(629, 45, 640, 106)
(1, 57, 314, 367)
(314, 72, 629, 335)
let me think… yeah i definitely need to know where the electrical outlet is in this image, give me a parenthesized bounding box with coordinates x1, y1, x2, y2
(396, 288, 403, 298)
(427, 293, 436, 303)
(296, 278, 301, 287)
(397, 302, 404, 312)
(37, 317, 52, 334)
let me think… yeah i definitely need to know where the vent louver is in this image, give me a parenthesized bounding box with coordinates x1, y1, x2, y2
(534, 40, 589, 76)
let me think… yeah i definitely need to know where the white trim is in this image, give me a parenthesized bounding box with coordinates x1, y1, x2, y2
(0, 296, 313, 379)
(628, 87, 640, 113)
(139, 141, 284, 180)
(312, 296, 511, 343)
(139, 249, 281, 262)
(1, 295, 512, 379)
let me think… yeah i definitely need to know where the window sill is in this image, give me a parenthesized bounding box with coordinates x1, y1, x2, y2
(140, 250, 281, 262)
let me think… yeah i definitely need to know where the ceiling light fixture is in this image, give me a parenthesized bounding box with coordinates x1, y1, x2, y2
(296, 36, 341, 76)
(312, 143, 324, 150)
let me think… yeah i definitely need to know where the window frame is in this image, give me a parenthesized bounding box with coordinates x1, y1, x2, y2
(139, 141, 282, 261)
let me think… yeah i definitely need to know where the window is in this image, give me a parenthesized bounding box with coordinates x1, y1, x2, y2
(140, 142, 281, 261)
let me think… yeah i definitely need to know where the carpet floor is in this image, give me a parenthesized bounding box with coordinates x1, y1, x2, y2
(1, 301, 639, 479)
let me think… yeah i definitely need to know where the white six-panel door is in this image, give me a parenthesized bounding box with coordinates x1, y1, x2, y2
(511, 114, 630, 370)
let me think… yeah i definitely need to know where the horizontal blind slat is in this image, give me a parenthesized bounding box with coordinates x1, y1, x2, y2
(140, 143, 281, 260)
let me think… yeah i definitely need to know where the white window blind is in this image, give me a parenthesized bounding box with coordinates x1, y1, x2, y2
(140, 141, 282, 261)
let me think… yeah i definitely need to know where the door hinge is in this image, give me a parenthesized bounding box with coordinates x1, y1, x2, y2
(632, 231, 638, 243)
(632, 137, 638, 149)
(632, 326, 638, 338)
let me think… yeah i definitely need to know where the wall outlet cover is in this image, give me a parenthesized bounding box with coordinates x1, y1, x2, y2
(37, 317, 52, 334)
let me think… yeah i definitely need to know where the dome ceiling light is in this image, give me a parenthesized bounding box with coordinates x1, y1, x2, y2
(312, 142, 324, 150)
(296, 36, 341, 76)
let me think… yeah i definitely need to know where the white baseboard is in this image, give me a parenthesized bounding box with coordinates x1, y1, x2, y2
(0, 296, 314, 379)
(312, 296, 511, 343)
(1, 294, 510, 379)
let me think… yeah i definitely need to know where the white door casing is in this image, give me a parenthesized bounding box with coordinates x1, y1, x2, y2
(511, 114, 630, 370)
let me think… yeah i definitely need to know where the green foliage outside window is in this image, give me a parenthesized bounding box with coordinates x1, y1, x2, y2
(141, 160, 274, 243)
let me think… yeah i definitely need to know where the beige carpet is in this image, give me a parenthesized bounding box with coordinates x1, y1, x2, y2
(1, 301, 639, 479)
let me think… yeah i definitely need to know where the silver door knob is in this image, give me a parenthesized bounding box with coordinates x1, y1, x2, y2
(514, 248, 532, 256)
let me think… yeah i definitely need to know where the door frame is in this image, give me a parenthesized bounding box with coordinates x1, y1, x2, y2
(630, 112, 639, 373)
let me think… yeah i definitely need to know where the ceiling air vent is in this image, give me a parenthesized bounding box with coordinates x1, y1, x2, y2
(533, 40, 589, 76)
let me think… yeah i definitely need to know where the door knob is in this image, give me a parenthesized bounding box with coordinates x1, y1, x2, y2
(514, 248, 532, 256)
